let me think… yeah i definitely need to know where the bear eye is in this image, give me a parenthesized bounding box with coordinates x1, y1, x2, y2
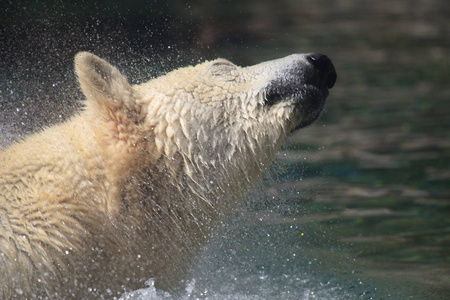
(211, 60, 235, 68)
(208, 60, 237, 79)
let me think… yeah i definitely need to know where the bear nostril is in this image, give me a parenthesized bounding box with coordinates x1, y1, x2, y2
(307, 53, 337, 89)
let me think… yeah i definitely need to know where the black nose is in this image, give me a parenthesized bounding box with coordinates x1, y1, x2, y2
(307, 53, 337, 89)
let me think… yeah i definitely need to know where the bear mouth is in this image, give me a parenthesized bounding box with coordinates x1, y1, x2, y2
(263, 83, 329, 131)
(292, 84, 329, 130)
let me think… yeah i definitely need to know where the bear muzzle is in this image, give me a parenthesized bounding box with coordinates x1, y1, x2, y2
(271, 52, 337, 131)
(263, 53, 337, 107)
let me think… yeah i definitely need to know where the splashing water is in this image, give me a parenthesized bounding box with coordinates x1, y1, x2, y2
(119, 277, 357, 300)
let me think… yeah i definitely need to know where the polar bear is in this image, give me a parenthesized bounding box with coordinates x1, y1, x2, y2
(0, 52, 336, 298)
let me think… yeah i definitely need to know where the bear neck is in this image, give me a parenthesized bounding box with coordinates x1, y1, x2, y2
(139, 117, 286, 222)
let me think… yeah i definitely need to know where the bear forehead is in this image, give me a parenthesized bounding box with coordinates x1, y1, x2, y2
(166, 59, 242, 83)
(142, 59, 258, 100)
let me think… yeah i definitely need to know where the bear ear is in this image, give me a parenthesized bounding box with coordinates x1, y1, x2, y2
(74, 52, 135, 113)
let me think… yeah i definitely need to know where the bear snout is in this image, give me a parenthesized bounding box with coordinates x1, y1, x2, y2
(306, 53, 337, 89)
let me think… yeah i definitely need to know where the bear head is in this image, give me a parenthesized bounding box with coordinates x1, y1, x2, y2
(74, 51, 336, 210)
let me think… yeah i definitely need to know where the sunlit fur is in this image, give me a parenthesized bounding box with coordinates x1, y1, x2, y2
(0, 52, 327, 298)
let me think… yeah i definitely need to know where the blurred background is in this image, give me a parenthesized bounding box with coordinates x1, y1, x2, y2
(1, 1, 449, 299)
